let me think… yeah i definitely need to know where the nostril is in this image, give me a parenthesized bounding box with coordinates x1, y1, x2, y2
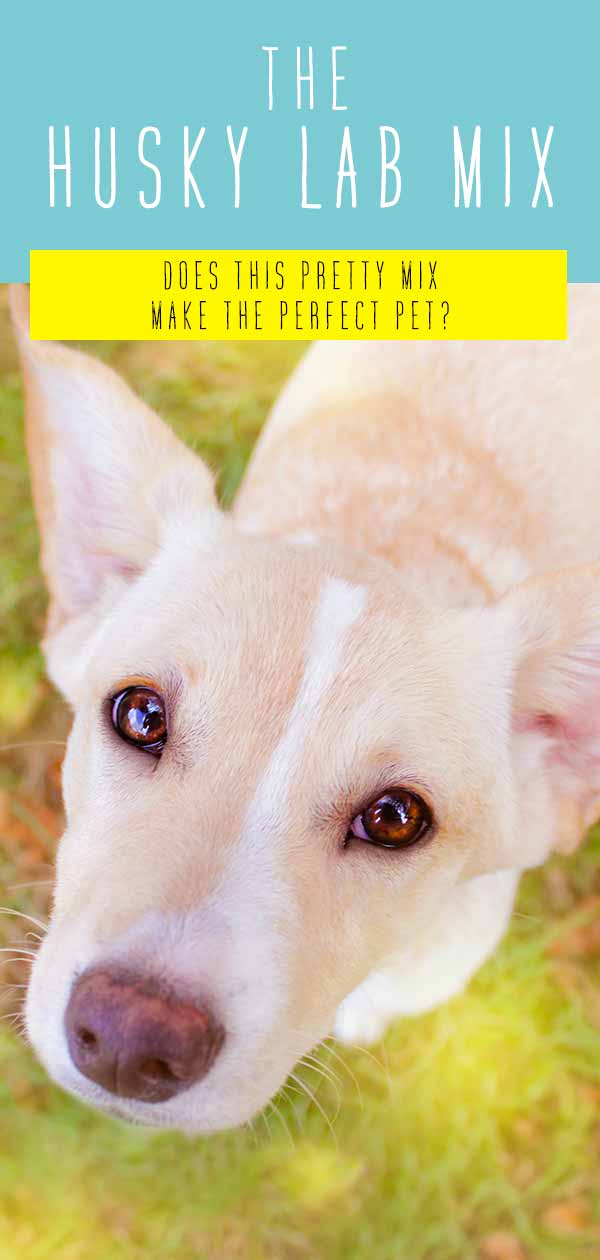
(76, 1026, 98, 1053)
(139, 1058, 178, 1085)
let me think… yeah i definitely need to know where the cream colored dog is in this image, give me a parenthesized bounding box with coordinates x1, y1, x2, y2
(10, 284, 600, 1133)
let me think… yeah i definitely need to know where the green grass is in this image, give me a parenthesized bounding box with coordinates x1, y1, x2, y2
(1, 290, 600, 1259)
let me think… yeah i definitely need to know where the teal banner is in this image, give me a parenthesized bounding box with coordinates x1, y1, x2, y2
(1, 0, 597, 279)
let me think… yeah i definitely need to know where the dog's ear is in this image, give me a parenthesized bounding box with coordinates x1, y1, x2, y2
(10, 285, 216, 692)
(500, 563, 600, 859)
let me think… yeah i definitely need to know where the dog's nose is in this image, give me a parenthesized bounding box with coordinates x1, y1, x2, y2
(64, 967, 225, 1103)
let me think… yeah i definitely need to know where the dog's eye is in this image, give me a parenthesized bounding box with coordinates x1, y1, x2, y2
(111, 687, 167, 754)
(348, 789, 432, 849)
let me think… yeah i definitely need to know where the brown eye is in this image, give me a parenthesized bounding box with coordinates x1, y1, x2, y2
(348, 789, 432, 849)
(111, 687, 167, 754)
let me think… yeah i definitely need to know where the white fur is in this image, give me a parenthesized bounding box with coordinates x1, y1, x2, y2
(246, 577, 366, 827)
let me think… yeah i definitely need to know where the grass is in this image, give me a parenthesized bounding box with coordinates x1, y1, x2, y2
(1, 288, 600, 1258)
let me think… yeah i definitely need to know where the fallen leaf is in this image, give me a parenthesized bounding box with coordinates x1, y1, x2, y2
(548, 897, 600, 959)
(542, 1196, 589, 1234)
(510, 1156, 537, 1189)
(551, 961, 600, 1029)
(512, 1116, 539, 1143)
(543, 864, 575, 912)
(480, 1230, 527, 1260)
(0, 792, 60, 868)
(576, 1082, 600, 1107)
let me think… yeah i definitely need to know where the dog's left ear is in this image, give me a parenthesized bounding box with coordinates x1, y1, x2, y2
(499, 563, 600, 858)
(11, 284, 217, 696)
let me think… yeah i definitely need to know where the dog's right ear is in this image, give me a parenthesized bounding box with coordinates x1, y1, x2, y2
(10, 285, 217, 695)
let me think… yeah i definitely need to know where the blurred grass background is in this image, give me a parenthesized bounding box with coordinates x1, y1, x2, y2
(1, 286, 600, 1260)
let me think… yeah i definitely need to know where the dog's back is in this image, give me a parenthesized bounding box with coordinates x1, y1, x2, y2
(235, 287, 600, 601)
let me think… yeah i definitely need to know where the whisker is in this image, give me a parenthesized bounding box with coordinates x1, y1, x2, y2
(0, 908, 48, 932)
(266, 1098, 296, 1148)
(7, 880, 54, 892)
(285, 1079, 314, 1117)
(321, 1039, 364, 1110)
(0, 1011, 26, 1028)
(299, 1054, 342, 1112)
(302, 1050, 342, 1089)
(329, 1032, 393, 1096)
(0, 740, 66, 754)
(261, 1109, 274, 1142)
(288, 1071, 338, 1145)
(300, 1059, 342, 1123)
(278, 1084, 303, 1135)
(244, 1117, 259, 1148)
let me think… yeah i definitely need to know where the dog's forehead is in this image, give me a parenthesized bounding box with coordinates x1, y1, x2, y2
(89, 526, 468, 732)
(95, 533, 323, 677)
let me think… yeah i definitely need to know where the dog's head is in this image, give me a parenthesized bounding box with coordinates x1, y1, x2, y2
(12, 287, 600, 1132)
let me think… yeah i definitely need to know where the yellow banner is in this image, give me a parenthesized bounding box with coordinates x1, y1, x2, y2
(30, 249, 567, 341)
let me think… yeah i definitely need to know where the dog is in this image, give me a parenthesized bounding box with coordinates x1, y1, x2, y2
(10, 283, 600, 1133)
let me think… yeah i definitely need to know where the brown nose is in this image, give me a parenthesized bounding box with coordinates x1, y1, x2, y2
(65, 967, 225, 1103)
